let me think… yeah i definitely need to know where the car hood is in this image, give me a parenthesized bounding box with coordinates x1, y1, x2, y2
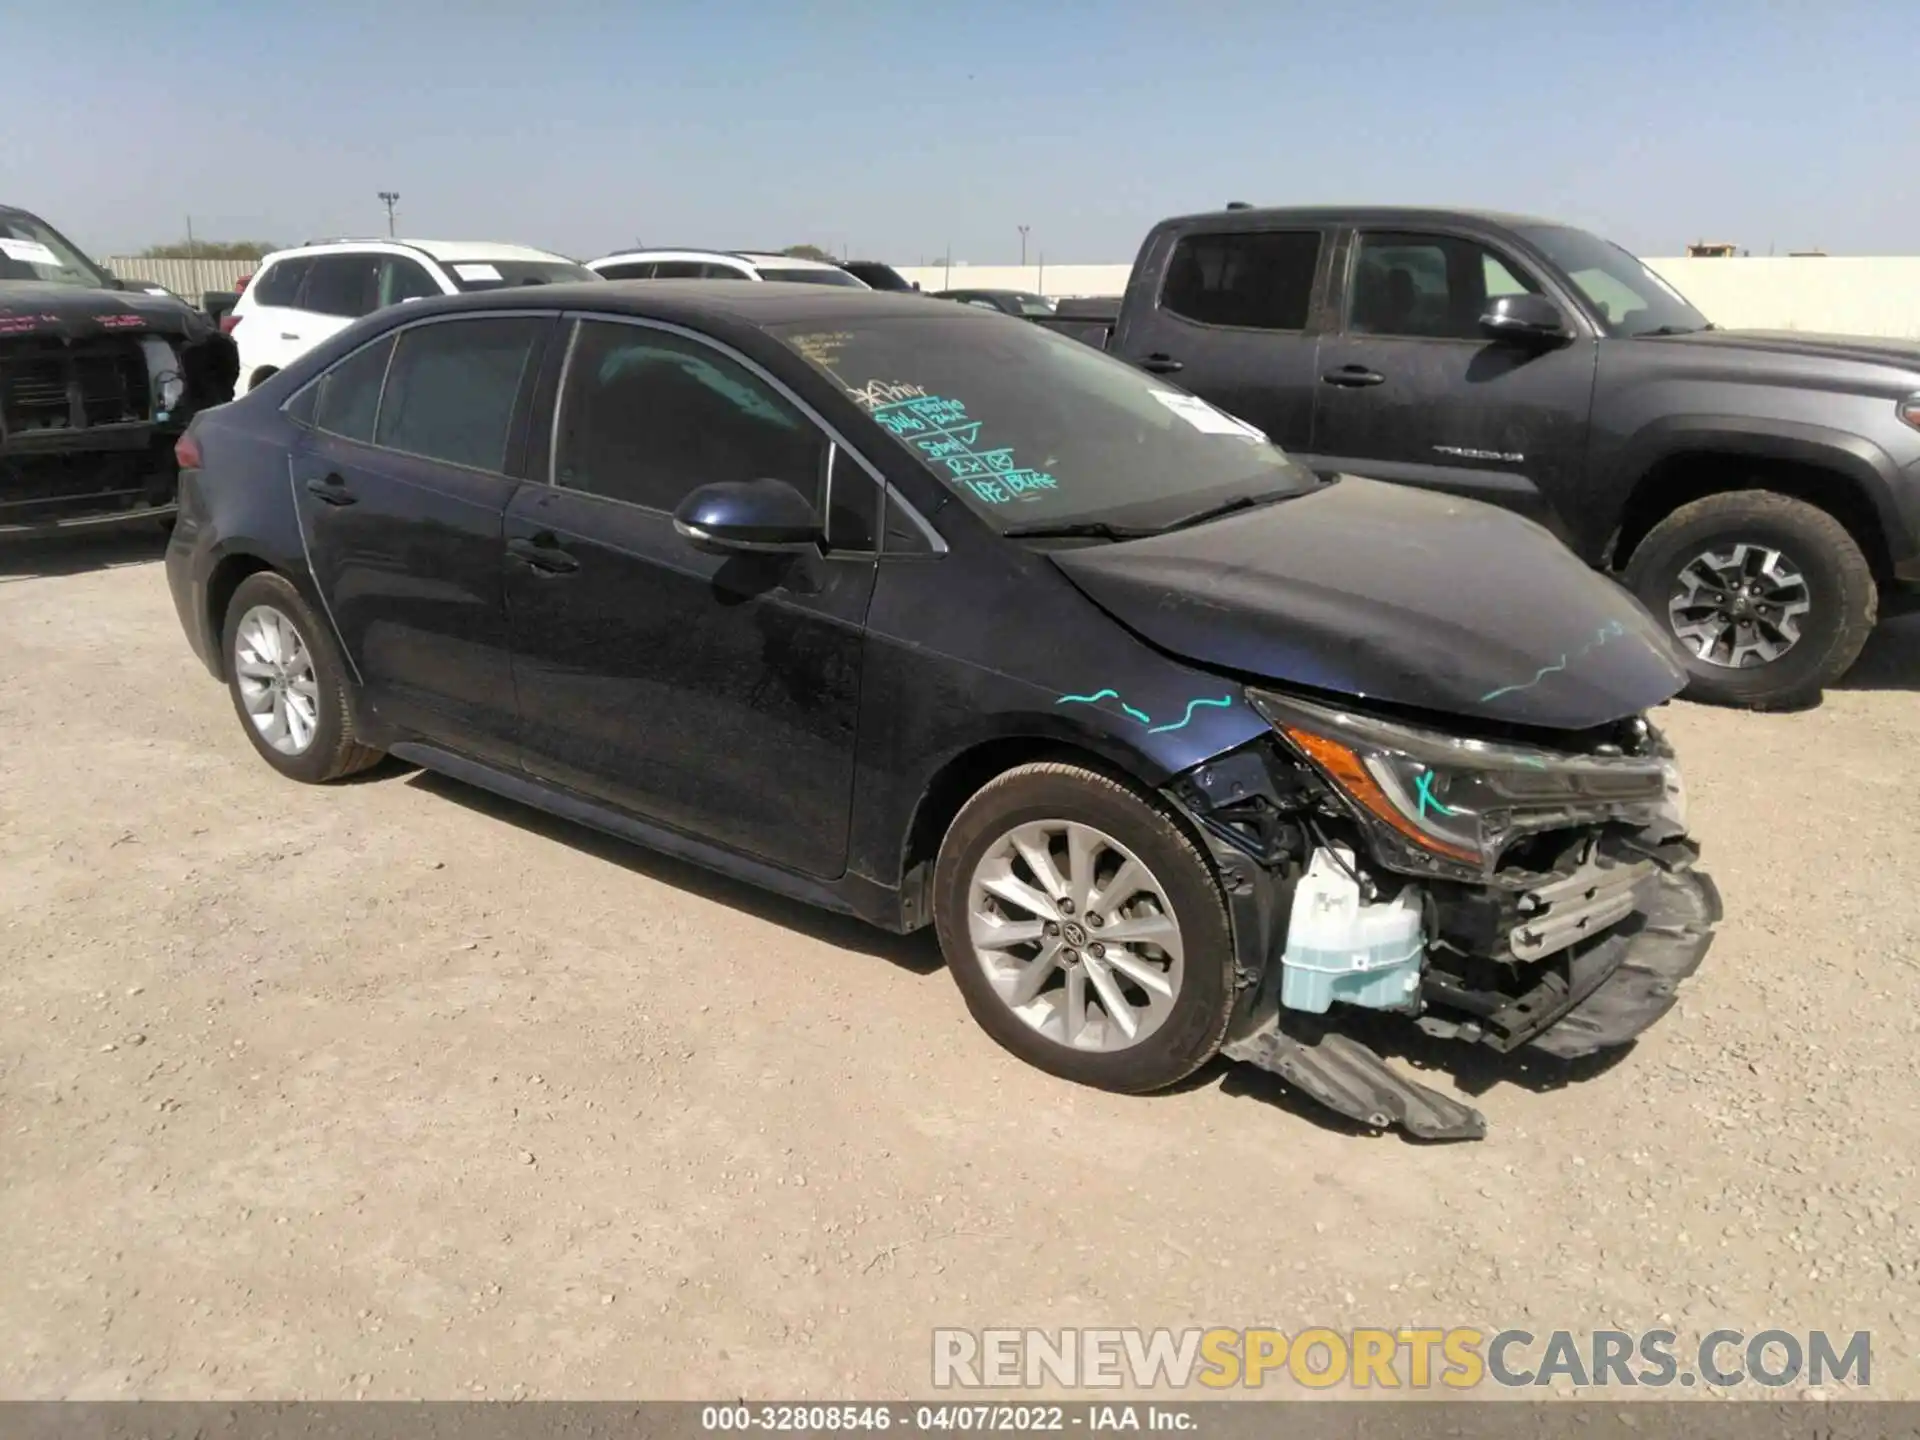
(1048, 477, 1687, 733)
(1660, 328, 1920, 375)
(0, 281, 215, 342)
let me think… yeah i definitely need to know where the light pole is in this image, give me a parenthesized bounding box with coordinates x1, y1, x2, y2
(1018, 225, 1029, 265)
(378, 191, 400, 237)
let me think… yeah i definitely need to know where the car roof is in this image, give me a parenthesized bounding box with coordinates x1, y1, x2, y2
(386, 279, 988, 328)
(1162, 204, 1566, 231)
(263, 238, 580, 265)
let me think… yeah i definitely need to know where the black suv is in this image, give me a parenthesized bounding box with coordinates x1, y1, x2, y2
(1060, 207, 1920, 708)
(1, 204, 237, 535)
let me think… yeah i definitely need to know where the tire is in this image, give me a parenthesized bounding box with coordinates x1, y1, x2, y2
(220, 571, 382, 783)
(1621, 490, 1877, 709)
(932, 761, 1235, 1094)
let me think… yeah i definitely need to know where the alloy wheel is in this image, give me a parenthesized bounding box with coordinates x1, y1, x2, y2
(1668, 542, 1811, 669)
(966, 820, 1185, 1052)
(233, 604, 321, 756)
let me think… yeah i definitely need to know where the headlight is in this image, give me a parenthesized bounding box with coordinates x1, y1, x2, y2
(1248, 689, 1674, 876)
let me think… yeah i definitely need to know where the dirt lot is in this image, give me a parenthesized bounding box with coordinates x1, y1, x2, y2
(2, 531, 1917, 1401)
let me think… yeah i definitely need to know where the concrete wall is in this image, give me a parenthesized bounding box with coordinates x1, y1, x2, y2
(899, 257, 1920, 340)
(103, 256, 255, 297)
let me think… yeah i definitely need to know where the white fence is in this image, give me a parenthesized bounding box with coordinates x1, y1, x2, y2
(102, 256, 256, 297)
(899, 257, 1920, 340)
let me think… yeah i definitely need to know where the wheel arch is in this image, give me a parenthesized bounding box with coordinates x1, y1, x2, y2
(203, 549, 282, 681)
(1609, 424, 1899, 583)
(246, 365, 279, 394)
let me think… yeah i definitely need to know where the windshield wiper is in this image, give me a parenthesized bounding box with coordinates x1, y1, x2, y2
(1632, 324, 1705, 336)
(1000, 518, 1160, 541)
(1156, 489, 1303, 533)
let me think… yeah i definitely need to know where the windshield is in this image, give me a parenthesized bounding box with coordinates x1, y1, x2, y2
(1010, 293, 1056, 316)
(444, 259, 598, 291)
(1516, 225, 1710, 337)
(773, 315, 1316, 533)
(0, 211, 108, 287)
(756, 266, 868, 288)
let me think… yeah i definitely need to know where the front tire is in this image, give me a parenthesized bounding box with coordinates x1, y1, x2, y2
(221, 571, 382, 783)
(1621, 489, 1876, 709)
(932, 762, 1235, 1094)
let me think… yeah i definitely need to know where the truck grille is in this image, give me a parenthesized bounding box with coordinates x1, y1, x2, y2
(0, 338, 150, 437)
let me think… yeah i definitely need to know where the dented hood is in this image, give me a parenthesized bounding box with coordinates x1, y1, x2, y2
(1048, 477, 1687, 732)
(0, 281, 214, 342)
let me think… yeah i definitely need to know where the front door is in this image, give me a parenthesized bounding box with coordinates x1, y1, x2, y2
(1110, 225, 1330, 451)
(1310, 228, 1598, 540)
(504, 318, 877, 879)
(290, 313, 552, 767)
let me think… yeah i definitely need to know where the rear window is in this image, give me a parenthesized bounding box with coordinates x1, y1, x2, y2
(441, 259, 597, 291)
(754, 266, 867, 288)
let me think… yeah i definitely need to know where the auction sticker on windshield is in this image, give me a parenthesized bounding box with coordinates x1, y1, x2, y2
(1150, 390, 1266, 440)
(0, 238, 62, 267)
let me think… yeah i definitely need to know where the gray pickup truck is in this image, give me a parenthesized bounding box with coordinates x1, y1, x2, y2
(1039, 206, 1920, 708)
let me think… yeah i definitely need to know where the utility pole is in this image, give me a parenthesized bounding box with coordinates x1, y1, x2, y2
(1018, 224, 1029, 265)
(184, 215, 197, 265)
(943, 245, 952, 291)
(378, 191, 400, 237)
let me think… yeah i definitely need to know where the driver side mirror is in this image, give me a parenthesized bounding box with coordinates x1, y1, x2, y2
(1479, 292, 1570, 347)
(672, 478, 821, 555)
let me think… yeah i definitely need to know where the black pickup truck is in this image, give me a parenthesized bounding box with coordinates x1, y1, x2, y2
(1042, 206, 1920, 708)
(1, 204, 237, 537)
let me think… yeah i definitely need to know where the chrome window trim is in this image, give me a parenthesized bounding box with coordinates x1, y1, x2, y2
(544, 311, 947, 556)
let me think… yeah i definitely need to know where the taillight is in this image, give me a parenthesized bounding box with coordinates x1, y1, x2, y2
(1899, 392, 1920, 431)
(174, 432, 203, 470)
(219, 313, 242, 334)
(235, 273, 251, 291)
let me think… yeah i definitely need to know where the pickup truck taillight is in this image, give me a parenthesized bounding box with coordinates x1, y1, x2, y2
(1900, 393, 1920, 431)
(174, 432, 203, 470)
(219, 314, 242, 335)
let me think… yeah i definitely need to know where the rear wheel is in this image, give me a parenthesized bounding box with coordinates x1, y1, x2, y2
(1621, 490, 1876, 709)
(221, 571, 382, 783)
(932, 762, 1235, 1093)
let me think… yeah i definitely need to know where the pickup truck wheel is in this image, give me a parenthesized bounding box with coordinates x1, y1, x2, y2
(221, 571, 383, 783)
(932, 762, 1235, 1094)
(1622, 490, 1876, 709)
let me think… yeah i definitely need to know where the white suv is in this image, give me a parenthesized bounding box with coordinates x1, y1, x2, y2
(229, 239, 597, 394)
(586, 248, 871, 287)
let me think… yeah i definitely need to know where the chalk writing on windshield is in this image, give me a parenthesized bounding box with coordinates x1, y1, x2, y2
(857, 389, 1059, 505)
(789, 331, 852, 368)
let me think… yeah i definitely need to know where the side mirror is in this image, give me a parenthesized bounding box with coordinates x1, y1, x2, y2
(1479, 292, 1569, 346)
(672, 478, 821, 555)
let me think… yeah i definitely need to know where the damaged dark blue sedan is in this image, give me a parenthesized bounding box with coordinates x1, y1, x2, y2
(164, 284, 1719, 1139)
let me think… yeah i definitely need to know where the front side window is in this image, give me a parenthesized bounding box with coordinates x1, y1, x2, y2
(1348, 232, 1541, 340)
(553, 321, 829, 520)
(373, 317, 543, 471)
(649, 260, 708, 279)
(0, 211, 109, 287)
(311, 335, 396, 443)
(596, 261, 655, 280)
(300, 254, 379, 319)
(1514, 224, 1710, 336)
(774, 315, 1315, 534)
(752, 266, 866, 288)
(252, 256, 312, 307)
(1159, 230, 1322, 330)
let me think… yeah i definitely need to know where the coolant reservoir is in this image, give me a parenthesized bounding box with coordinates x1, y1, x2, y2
(138, 336, 186, 421)
(1279, 847, 1425, 1014)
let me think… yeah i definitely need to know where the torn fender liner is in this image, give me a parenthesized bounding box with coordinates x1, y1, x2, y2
(1527, 865, 1722, 1061)
(1225, 1027, 1488, 1141)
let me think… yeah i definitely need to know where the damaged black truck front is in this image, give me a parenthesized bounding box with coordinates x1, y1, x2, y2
(1, 205, 237, 536)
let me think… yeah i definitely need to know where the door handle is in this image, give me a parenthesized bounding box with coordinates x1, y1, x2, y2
(508, 534, 580, 575)
(1138, 353, 1184, 374)
(280, 332, 302, 341)
(304, 474, 357, 506)
(1322, 365, 1386, 388)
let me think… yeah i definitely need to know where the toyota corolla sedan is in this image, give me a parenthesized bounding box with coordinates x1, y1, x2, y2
(164, 284, 1719, 1139)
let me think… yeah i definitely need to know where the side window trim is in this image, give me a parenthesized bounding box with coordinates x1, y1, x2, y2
(1339, 227, 1550, 340)
(541, 312, 946, 556)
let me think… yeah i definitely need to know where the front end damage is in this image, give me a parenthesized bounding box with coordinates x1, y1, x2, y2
(0, 302, 237, 535)
(1164, 691, 1721, 1140)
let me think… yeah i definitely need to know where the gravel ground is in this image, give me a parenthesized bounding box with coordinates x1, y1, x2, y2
(2, 531, 1917, 1401)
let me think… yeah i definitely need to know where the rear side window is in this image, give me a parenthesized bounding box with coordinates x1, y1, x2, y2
(301, 254, 380, 318)
(378, 256, 440, 306)
(252, 257, 311, 307)
(373, 317, 543, 472)
(1160, 230, 1322, 331)
(311, 335, 395, 443)
(702, 263, 751, 279)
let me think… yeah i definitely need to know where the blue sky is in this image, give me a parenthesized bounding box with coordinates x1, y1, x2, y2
(6, 0, 1915, 263)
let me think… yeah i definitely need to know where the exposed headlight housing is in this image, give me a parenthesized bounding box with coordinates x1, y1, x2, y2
(1248, 689, 1677, 878)
(1899, 392, 1920, 431)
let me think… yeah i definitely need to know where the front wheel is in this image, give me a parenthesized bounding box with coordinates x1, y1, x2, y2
(932, 762, 1236, 1094)
(1621, 490, 1877, 709)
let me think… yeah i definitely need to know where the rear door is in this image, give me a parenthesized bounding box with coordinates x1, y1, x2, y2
(290, 312, 553, 766)
(1109, 224, 1330, 451)
(235, 255, 314, 387)
(288, 252, 383, 361)
(1308, 227, 1599, 536)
